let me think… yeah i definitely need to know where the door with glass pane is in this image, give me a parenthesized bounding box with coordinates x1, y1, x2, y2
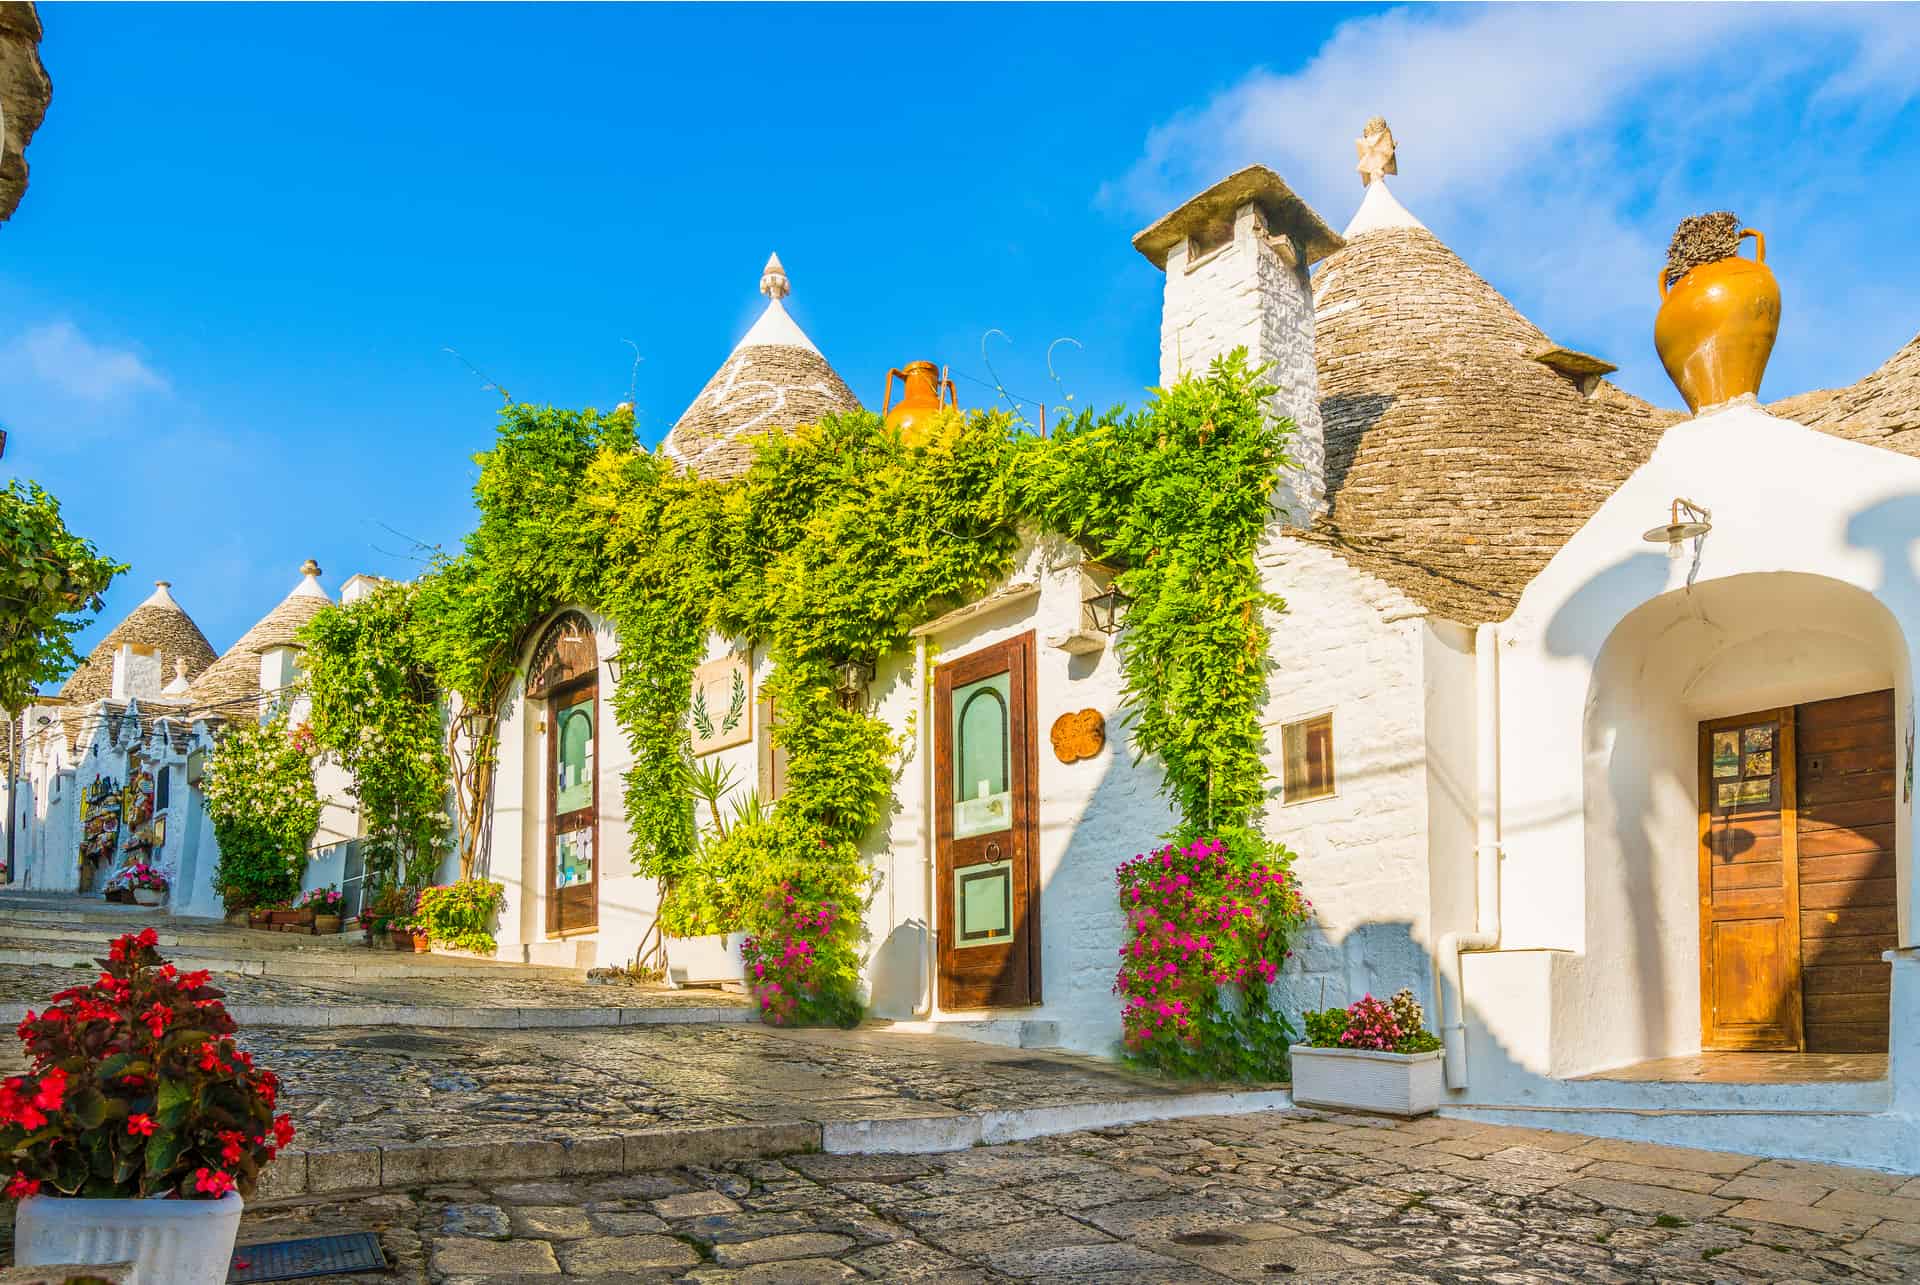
(548, 675, 599, 935)
(934, 632, 1039, 1009)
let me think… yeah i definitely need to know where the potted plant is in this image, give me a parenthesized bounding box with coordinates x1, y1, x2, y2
(663, 768, 759, 989)
(245, 903, 273, 930)
(412, 879, 506, 956)
(1291, 989, 1445, 1117)
(363, 887, 412, 950)
(4, 929, 295, 1282)
(127, 864, 170, 908)
(296, 886, 344, 934)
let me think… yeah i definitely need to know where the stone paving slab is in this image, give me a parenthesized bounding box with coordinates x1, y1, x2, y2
(21, 1110, 1910, 1283)
(0, 961, 751, 1030)
(110, 1023, 1276, 1203)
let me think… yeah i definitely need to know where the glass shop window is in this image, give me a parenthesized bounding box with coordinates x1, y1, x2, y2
(1282, 712, 1336, 804)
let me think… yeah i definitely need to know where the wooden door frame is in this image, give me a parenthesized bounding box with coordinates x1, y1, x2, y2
(1697, 705, 1803, 1051)
(545, 672, 600, 937)
(933, 630, 1042, 1009)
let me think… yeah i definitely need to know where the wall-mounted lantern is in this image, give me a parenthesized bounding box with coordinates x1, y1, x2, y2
(835, 657, 876, 708)
(1084, 584, 1133, 635)
(1641, 497, 1713, 553)
(604, 650, 625, 684)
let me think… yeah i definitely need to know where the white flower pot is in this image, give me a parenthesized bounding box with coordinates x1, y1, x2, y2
(133, 888, 163, 906)
(14, 1191, 243, 1284)
(665, 932, 748, 989)
(1289, 1045, 1445, 1117)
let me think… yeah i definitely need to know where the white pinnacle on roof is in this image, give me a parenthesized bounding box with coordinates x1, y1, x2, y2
(293, 558, 327, 599)
(736, 253, 820, 354)
(1344, 176, 1427, 238)
(142, 580, 180, 609)
(1344, 117, 1427, 239)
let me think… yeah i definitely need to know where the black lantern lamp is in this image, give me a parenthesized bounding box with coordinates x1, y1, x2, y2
(1084, 584, 1133, 635)
(835, 657, 876, 708)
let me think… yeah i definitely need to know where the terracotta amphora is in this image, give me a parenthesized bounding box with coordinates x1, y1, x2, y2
(1654, 227, 1780, 413)
(883, 361, 958, 446)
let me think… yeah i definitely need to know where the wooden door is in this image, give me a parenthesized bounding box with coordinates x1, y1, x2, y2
(1699, 708, 1803, 1050)
(547, 674, 600, 935)
(934, 632, 1040, 1010)
(1796, 689, 1896, 1052)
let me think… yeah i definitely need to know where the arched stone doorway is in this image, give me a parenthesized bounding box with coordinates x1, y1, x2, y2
(526, 611, 600, 935)
(1585, 573, 1911, 1063)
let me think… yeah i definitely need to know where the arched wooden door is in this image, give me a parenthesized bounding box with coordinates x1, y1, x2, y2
(528, 612, 599, 936)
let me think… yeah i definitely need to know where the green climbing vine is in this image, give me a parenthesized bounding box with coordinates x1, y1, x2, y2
(297, 580, 452, 887)
(397, 348, 1299, 1036)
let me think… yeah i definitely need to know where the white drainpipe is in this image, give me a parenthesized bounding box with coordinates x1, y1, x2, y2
(1439, 621, 1504, 1090)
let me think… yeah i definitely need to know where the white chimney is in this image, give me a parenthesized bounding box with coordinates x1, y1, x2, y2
(1133, 166, 1343, 526)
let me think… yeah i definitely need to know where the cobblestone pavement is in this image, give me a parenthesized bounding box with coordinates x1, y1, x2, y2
(0, 961, 749, 1015)
(235, 1024, 1221, 1151)
(206, 1111, 1920, 1283)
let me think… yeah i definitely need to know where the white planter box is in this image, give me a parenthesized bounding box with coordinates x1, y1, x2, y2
(1289, 1045, 1445, 1117)
(665, 932, 749, 989)
(133, 889, 163, 906)
(15, 1191, 243, 1284)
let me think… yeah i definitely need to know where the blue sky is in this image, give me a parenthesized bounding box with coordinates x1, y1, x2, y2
(4, 3, 1919, 666)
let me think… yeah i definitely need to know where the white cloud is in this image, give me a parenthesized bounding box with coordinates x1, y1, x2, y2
(1105, 3, 1920, 406)
(2, 320, 169, 404)
(1105, 5, 1911, 221)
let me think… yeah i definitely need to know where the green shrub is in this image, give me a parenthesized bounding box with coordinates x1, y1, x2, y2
(412, 878, 506, 954)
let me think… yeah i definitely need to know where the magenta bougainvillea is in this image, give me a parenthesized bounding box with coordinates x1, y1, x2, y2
(740, 883, 862, 1029)
(2, 931, 293, 1200)
(1114, 833, 1311, 1079)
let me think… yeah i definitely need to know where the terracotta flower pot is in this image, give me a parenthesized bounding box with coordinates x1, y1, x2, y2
(1655, 227, 1780, 413)
(314, 913, 342, 934)
(390, 930, 413, 952)
(410, 929, 432, 954)
(268, 909, 300, 926)
(247, 911, 272, 929)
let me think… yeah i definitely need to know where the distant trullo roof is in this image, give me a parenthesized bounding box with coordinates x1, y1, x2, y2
(662, 254, 862, 480)
(185, 561, 333, 719)
(59, 581, 219, 705)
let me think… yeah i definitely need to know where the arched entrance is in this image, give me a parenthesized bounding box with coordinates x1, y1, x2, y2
(527, 612, 599, 935)
(1585, 572, 1910, 1064)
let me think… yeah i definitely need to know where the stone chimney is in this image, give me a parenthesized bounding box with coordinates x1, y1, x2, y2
(1132, 165, 1343, 525)
(110, 643, 162, 702)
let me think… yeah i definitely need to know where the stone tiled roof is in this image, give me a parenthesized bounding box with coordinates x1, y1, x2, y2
(185, 569, 331, 719)
(1769, 332, 1920, 461)
(1302, 220, 1680, 625)
(0, 2, 50, 223)
(661, 261, 861, 481)
(59, 583, 219, 705)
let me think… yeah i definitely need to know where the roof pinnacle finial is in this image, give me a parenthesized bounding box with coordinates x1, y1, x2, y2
(1356, 116, 1397, 187)
(759, 253, 790, 301)
(301, 559, 321, 578)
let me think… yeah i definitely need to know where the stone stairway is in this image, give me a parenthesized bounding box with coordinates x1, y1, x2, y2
(0, 890, 589, 980)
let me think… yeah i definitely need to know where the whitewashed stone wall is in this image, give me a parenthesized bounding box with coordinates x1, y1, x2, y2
(866, 536, 1176, 1055)
(1256, 534, 1459, 1023)
(1159, 203, 1326, 524)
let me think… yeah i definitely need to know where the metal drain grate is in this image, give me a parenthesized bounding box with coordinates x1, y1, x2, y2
(228, 1232, 386, 1282)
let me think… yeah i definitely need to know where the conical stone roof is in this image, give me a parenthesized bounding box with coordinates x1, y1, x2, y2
(662, 254, 861, 480)
(59, 582, 218, 705)
(1304, 182, 1678, 625)
(185, 561, 333, 719)
(1770, 331, 1920, 461)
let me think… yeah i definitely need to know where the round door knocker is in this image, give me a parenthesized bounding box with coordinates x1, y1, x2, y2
(1049, 708, 1105, 764)
(985, 841, 1002, 861)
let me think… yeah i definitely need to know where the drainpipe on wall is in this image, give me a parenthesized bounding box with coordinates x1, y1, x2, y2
(1438, 622, 1504, 1090)
(915, 634, 936, 1017)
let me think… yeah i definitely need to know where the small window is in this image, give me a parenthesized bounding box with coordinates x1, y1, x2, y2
(1282, 712, 1336, 804)
(154, 766, 170, 812)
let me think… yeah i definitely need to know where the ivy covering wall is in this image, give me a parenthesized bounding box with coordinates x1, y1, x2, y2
(319, 351, 1309, 1051)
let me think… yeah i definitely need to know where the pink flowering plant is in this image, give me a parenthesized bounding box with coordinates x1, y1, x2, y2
(741, 882, 864, 1029)
(293, 886, 343, 913)
(1114, 828, 1312, 1079)
(2, 930, 294, 1201)
(107, 862, 168, 894)
(1302, 988, 1441, 1055)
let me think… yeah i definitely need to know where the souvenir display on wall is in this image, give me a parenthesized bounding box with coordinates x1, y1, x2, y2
(121, 764, 157, 851)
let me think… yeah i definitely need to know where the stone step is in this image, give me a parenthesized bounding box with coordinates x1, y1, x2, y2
(0, 919, 372, 951)
(0, 941, 588, 981)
